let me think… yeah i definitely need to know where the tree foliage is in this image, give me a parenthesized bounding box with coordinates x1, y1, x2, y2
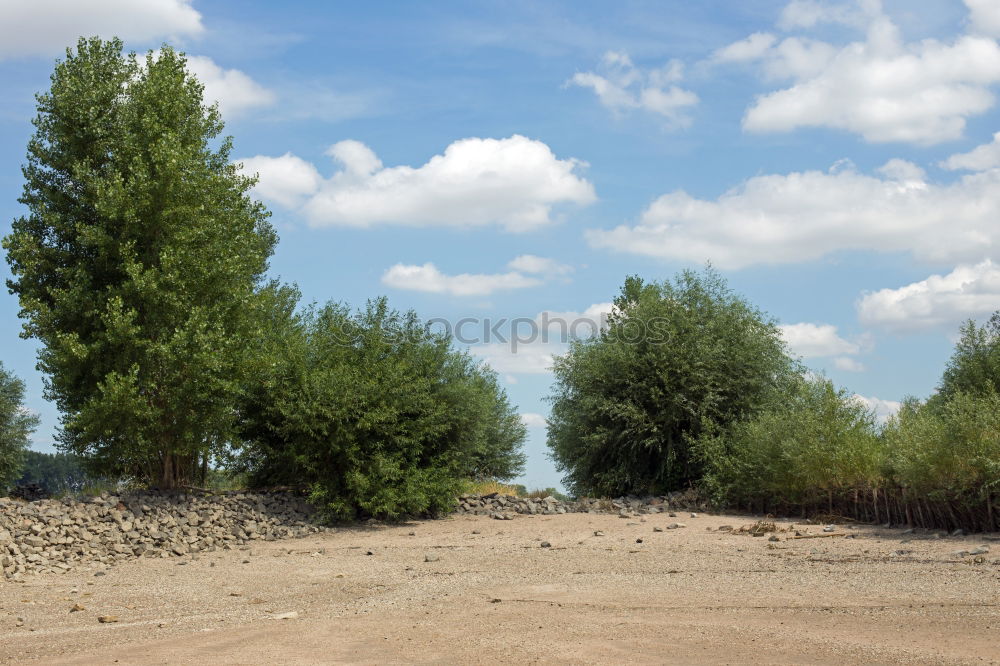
(934, 314, 1000, 404)
(696, 375, 883, 510)
(695, 313, 1000, 529)
(0, 363, 40, 491)
(547, 268, 796, 497)
(3, 38, 276, 488)
(234, 297, 526, 521)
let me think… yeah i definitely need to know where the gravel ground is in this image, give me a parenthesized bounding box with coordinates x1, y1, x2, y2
(1, 512, 998, 665)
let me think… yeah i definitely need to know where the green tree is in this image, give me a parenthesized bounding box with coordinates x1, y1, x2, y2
(235, 298, 526, 520)
(3, 38, 277, 488)
(547, 268, 797, 497)
(0, 362, 40, 491)
(934, 313, 1000, 404)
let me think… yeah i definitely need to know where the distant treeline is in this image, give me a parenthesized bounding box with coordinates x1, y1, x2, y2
(13, 451, 94, 495)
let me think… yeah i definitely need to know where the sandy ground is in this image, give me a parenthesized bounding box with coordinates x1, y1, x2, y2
(1, 512, 998, 665)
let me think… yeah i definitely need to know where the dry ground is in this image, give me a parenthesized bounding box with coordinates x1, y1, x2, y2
(1, 512, 998, 665)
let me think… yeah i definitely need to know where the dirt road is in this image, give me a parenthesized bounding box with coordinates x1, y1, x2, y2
(1, 512, 997, 664)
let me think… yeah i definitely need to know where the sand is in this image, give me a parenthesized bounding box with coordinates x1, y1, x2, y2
(1, 511, 997, 664)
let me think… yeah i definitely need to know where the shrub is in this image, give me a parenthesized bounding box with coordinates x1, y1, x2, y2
(235, 298, 526, 521)
(697, 375, 884, 512)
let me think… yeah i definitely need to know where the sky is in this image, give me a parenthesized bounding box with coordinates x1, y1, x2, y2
(3, 0, 1000, 491)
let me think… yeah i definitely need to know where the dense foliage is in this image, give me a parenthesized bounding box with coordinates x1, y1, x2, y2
(547, 269, 797, 497)
(698, 316, 1000, 530)
(696, 375, 883, 513)
(3, 38, 277, 488)
(235, 298, 526, 521)
(0, 363, 40, 490)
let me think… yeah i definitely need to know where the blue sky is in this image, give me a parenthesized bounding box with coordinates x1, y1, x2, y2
(3, 0, 1000, 490)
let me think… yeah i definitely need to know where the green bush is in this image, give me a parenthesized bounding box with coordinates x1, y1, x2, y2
(547, 268, 797, 497)
(697, 375, 884, 512)
(235, 298, 526, 521)
(886, 391, 1000, 503)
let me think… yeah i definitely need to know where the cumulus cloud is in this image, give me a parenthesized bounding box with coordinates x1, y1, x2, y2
(966, 0, 1000, 37)
(468, 301, 613, 380)
(780, 323, 867, 372)
(586, 159, 1000, 269)
(857, 260, 1000, 332)
(940, 131, 1000, 171)
(381, 263, 542, 297)
(239, 135, 595, 232)
(0, 0, 203, 60)
(381, 255, 575, 297)
(537, 302, 614, 341)
(780, 323, 861, 357)
(521, 412, 547, 428)
(238, 153, 322, 208)
(471, 342, 562, 375)
(183, 55, 276, 117)
(715, 1, 1000, 144)
(851, 394, 902, 423)
(507, 255, 573, 275)
(568, 51, 698, 127)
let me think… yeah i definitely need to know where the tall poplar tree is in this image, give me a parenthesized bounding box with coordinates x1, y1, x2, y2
(3, 38, 277, 488)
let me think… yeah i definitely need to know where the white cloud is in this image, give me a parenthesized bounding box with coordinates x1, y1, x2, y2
(858, 260, 1000, 332)
(183, 55, 276, 117)
(833, 356, 866, 372)
(780, 323, 861, 357)
(520, 412, 547, 428)
(940, 131, 1000, 171)
(240, 135, 595, 232)
(238, 153, 323, 208)
(712, 32, 778, 63)
(471, 342, 563, 375)
(586, 160, 1000, 269)
(381, 263, 542, 297)
(718, 2, 1000, 144)
(568, 51, 698, 127)
(966, 0, 1000, 37)
(381, 255, 573, 297)
(851, 394, 902, 423)
(469, 302, 612, 379)
(507, 255, 573, 275)
(0, 0, 203, 60)
(537, 302, 614, 340)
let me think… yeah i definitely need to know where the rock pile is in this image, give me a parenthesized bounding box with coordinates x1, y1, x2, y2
(0, 491, 324, 581)
(454, 489, 709, 520)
